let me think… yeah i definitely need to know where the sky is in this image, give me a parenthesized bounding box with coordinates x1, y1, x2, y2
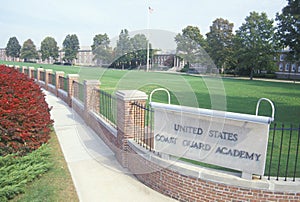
(0, 0, 287, 48)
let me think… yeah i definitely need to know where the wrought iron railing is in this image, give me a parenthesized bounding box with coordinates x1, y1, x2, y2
(265, 124, 300, 181)
(132, 101, 154, 151)
(58, 76, 68, 92)
(93, 89, 117, 128)
(72, 81, 84, 102)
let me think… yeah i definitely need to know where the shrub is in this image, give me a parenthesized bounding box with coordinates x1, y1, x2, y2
(0, 65, 53, 156)
(0, 144, 51, 201)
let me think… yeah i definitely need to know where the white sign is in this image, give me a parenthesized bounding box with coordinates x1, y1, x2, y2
(151, 102, 273, 176)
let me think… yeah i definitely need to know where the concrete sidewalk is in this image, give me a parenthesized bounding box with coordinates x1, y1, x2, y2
(44, 90, 175, 202)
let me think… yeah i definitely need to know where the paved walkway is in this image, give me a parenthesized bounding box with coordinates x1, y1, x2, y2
(44, 90, 176, 202)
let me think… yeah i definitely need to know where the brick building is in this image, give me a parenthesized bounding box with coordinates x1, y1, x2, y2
(276, 49, 300, 80)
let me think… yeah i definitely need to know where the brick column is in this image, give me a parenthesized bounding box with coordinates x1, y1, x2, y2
(55, 71, 64, 96)
(28, 67, 35, 79)
(37, 68, 43, 81)
(44, 69, 53, 90)
(115, 90, 148, 167)
(21, 66, 27, 74)
(22, 66, 28, 76)
(83, 80, 101, 122)
(67, 74, 79, 107)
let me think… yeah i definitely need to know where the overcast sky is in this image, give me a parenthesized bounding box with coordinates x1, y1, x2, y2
(0, 0, 287, 48)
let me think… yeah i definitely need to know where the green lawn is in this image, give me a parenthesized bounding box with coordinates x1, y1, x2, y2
(2, 60, 300, 124)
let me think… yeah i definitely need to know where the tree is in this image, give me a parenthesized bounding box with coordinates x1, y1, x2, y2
(63, 34, 80, 63)
(130, 34, 148, 51)
(235, 12, 277, 80)
(40, 36, 59, 62)
(5, 37, 21, 61)
(91, 33, 112, 66)
(175, 26, 207, 66)
(20, 39, 39, 62)
(206, 18, 235, 72)
(276, 0, 300, 60)
(114, 29, 132, 59)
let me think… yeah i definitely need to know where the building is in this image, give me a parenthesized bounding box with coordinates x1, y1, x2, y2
(276, 49, 300, 80)
(0, 47, 97, 66)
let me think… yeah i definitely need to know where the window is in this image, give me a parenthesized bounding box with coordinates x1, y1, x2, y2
(279, 63, 283, 71)
(298, 66, 300, 73)
(291, 64, 296, 72)
(285, 63, 290, 71)
(280, 54, 285, 61)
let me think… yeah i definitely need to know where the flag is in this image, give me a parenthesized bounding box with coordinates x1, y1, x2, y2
(148, 6, 154, 13)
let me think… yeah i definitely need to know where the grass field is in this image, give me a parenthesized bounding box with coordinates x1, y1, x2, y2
(3, 60, 299, 124)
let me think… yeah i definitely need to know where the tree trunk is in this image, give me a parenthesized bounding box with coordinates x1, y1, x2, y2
(250, 67, 254, 80)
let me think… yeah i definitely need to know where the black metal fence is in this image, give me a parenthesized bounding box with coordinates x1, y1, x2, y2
(72, 81, 84, 102)
(132, 102, 154, 151)
(48, 73, 55, 86)
(40, 71, 45, 82)
(265, 124, 300, 181)
(131, 104, 300, 181)
(94, 89, 117, 128)
(58, 76, 68, 92)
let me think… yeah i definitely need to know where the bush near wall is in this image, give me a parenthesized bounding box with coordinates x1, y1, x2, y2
(0, 65, 53, 156)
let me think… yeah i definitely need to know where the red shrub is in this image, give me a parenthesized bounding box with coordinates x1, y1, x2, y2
(0, 65, 53, 156)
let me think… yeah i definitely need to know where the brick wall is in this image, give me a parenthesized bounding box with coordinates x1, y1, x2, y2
(127, 142, 300, 202)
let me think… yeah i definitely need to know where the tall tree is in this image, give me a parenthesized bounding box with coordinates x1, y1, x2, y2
(63, 34, 79, 63)
(130, 34, 148, 51)
(91, 33, 112, 66)
(114, 29, 132, 59)
(5, 37, 21, 61)
(206, 18, 235, 71)
(20, 39, 38, 62)
(235, 12, 277, 80)
(40, 36, 59, 61)
(276, 0, 300, 60)
(175, 25, 207, 65)
(130, 34, 151, 67)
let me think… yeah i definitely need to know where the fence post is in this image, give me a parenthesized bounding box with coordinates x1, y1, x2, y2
(67, 74, 79, 107)
(37, 68, 43, 82)
(55, 71, 64, 97)
(83, 80, 101, 123)
(22, 66, 28, 76)
(28, 67, 35, 79)
(21, 66, 26, 74)
(45, 69, 53, 90)
(115, 90, 148, 168)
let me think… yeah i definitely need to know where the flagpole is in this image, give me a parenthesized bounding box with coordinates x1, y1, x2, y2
(146, 6, 150, 72)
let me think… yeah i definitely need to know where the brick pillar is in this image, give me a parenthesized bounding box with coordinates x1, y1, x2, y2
(37, 68, 43, 81)
(67, 74, 79, 107)
(22, 66, 28, 76)
(55, 71, 64, 96)
(115, 90, 148, 167)
(28, 67, 35, 79)
(44, 69, 53, 90)
(83, 80, 101, 123)
(21, 66, 26, 74)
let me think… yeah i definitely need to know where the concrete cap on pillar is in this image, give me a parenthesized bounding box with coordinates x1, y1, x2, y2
(116, 90, 148, 101)
(83, 80, 101, 85)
